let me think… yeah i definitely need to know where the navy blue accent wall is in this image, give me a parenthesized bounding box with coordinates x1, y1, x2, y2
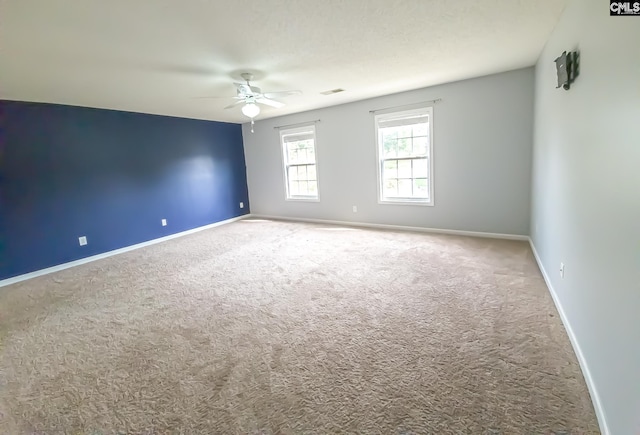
(0, 101, 249, 280)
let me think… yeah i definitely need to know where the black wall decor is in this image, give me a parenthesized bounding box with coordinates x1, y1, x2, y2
(554, 50, 580, 90)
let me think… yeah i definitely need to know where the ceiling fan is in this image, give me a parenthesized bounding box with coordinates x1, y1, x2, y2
(216, 73, 301, 122)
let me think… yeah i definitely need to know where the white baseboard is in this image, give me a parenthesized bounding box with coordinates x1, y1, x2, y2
(528, 238, 609, 435)
(0, 214, 249, 288)
(249, 214, 529, 241)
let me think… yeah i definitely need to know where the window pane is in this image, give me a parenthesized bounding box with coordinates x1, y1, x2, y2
(308, 181, 318, 195)
(300, 148, 308, 163)
(413, 158, 428, 177)
(298, 165, 307, 180)
(382, 136, 397, 158)
(413, 136, 428, 156)
(398, 179, 412, 197)
(381, 128, 398, 142)
(298, 181, 309, 195)
(383, 179, 398, 197)
(398, 160, 412, 178)
(397, 125, 413, 139)
(290, 180, 299, 195)
(397, 138, 411, 157)
(307, 164, 316, 180)
(288, 147, 299, 164)
(413, 122, 428, 137)
(414, 178, 428, 198)
(383, 160, 397, 179)
(289, 166, 299, 181)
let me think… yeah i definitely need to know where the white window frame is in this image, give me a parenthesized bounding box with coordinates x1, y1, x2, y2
(280, 125, 320, 202)
(375, 106, 434, 206)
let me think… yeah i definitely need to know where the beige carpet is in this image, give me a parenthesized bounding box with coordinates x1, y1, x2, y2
(0, 219, 599, 434)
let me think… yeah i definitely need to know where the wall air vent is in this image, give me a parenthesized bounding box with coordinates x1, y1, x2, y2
(320, 88, 345, 95)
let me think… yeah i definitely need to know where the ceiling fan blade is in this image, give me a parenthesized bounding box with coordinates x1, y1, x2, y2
(234, 82, 262, 96)
(224, 100, 244, 110)
(256, 98, 285, 108)
(263, 90, 302, 99)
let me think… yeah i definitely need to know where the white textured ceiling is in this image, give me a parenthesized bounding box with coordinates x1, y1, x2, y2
(0, 0, 567, 123)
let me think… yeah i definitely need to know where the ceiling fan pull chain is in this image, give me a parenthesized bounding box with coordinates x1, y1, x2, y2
(251, 118, 255, 133)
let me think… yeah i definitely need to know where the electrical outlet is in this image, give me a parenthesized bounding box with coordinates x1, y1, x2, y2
(352, 205, 358, 213)
(240, 202, 244, 209)
(560, 262, 565, 278)
(78, 236, 87, 246)
(161, 219, 167, 226)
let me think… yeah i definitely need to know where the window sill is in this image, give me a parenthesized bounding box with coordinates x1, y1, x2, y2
(286, 197, 320, 203)
(378, 199, 433, 207)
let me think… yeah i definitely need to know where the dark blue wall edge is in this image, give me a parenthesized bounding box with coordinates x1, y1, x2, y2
(0, 214, 249, 288)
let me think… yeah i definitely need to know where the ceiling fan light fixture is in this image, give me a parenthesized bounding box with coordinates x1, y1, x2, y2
(241, 102, 260, 118)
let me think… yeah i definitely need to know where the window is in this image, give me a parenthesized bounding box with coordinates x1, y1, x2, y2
(281, 125, 319, 200)
(375, 106, 433, 205)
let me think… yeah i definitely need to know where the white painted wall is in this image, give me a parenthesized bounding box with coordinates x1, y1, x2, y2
(531, 0, 640, 433)
(243, 68, 534, 236)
